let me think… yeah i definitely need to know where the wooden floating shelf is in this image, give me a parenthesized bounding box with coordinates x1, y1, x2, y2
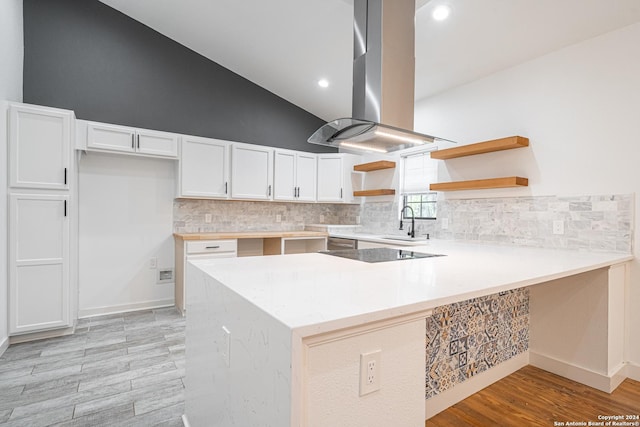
(430, 136, 529, 160)
(353, 160, 396, 172)
(353, 189, 396, 197)
(430, 177, 528, 191)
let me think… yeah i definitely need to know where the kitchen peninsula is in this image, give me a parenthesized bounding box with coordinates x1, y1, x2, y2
(183, 240, 632, 426)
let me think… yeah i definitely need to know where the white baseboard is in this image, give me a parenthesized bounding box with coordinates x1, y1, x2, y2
(425, 351, 529, 419)
(529, 351, 627, 393)
(9, 326, 75, 344)
(0, 336, 9, 357)
(78, 299, 174, 318)
(181, 414, 190, 427)
(626, 362, 640, 381)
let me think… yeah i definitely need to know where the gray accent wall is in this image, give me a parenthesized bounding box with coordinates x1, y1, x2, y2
(23, 0, 335, 153)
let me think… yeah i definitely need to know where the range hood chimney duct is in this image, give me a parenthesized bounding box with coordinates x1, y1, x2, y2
(308, 0, 450, 153)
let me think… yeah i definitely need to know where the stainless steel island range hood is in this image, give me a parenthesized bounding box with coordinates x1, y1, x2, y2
(308, 0, 450, 153)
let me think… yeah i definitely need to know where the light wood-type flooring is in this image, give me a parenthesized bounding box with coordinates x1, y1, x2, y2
(427, 365, 640, 426)
(2, 310, 639, 427)
(0, 307, 185, 426)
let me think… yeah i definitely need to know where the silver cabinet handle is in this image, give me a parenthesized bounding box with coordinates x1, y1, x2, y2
(225, 182, 228, 194)
(340, 188, 343, 199)
(268, 185, 272, 196)
(205, 245, 220, 249)
(137, 134, 140, 149)
(131, 134, 135, 149)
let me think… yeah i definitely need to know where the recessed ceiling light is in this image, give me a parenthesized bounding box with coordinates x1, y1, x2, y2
(317, 79, 329, 88)
(432, 5, 451, 21)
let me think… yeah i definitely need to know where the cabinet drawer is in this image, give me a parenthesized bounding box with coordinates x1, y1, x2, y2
(186, 239, 237, 254)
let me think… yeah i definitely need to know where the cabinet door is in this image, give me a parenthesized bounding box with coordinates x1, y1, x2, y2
(317, 155, 344, 202)
(9, 194, 70, 334)
(180, 136, 230, 198)
(273, 150, 297, 201)
(9, 103, 72, 190)
(296, 153, 317, 201)
(137, 129, 179, 158)
(87, 122, 136, 153)
(231, 143, 273, 200)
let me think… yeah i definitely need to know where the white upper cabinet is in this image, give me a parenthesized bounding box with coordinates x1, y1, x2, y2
(85, 121, 178, 158)
(231, 143, 274, 200)
(317, 153, 357, 203)
(274, 150, 296, 201)
(296, 152, 318, 202)
(274, 149, 317, 202)
(179, 136, 230, 198)
(86, 122, 134, 153)
(9, 193, 71, 334)
(9, 103, 73, 190)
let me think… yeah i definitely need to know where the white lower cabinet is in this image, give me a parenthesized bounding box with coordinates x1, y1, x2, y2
(9, 193, 71, 334)
(175, 239, 238, 314)
(230, 143, 274, 200)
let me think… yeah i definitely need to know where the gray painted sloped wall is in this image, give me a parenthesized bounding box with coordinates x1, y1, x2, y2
(23, 0, 336, 153)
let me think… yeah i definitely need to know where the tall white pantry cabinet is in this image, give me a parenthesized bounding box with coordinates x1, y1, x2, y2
(7, 103, 76, 336)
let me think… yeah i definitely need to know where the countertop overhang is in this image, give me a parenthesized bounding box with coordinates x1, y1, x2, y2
(189, 240, 633, 337)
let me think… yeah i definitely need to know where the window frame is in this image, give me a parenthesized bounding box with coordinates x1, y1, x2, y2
(402, 192, 437, 220)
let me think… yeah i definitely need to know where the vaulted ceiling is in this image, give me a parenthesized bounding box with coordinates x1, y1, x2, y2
(100, 0, 640, 121)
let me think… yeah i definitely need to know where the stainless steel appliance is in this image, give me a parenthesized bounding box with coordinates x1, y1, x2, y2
(327, 237, 358, 251)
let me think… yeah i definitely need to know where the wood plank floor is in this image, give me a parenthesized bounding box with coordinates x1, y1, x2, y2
(0, 307, 185, 427)
(427, 365, 640, 427)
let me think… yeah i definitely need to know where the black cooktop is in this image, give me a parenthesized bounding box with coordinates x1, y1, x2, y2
(321, 247, 445, 263)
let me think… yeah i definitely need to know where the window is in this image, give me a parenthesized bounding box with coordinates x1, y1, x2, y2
(402, 193, 437, 219)
(401, 151, 438, 219)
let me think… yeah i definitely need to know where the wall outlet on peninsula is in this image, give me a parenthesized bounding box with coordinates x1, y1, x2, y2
(359, 350, 381, 396)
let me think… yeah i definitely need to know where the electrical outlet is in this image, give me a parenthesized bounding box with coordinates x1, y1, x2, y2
(204, 213, 212, 223)
(319, 214, 325, 223)
(276, 214, 282, 222)
(356, 216, 360, 224)
(441, 218, 449, 230)
(221, 326, 231, 367)
(553, 220, 564, 235)
(149, 257, 157, 269)
(359, 350, 381, 396)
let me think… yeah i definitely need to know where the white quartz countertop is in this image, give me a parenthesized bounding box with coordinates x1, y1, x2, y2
(190, 240, 632, 337)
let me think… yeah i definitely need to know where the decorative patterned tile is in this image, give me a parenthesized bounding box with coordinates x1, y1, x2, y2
(425, 288, 529, 399)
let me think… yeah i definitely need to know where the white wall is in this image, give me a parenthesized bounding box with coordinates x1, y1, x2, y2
(0, 0, 23, 353)
(415, 22, 640, 373)
(78, 152, 175, 317)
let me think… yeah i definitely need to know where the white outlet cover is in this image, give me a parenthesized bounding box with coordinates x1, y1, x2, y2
(359, 350, 381, 396)
(441, 218, 449, 230)
(553, 220, 565, 235)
